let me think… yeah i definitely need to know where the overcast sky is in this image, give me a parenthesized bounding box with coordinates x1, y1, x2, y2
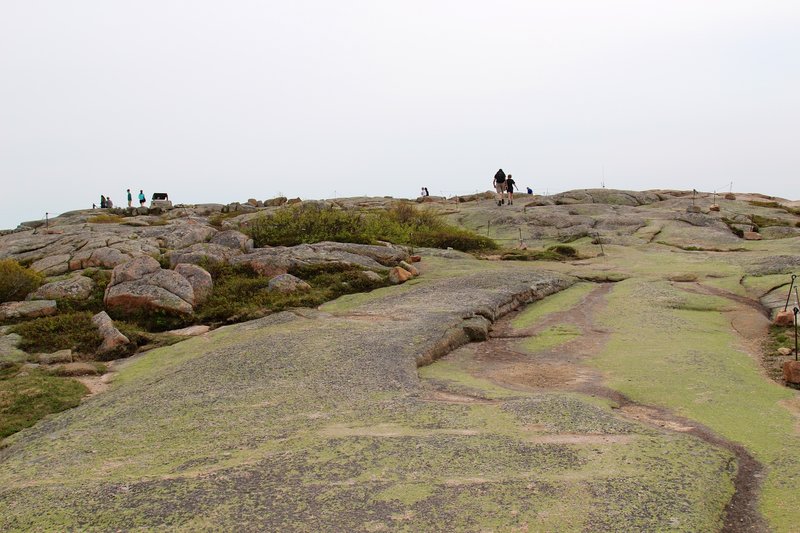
(1, 1, 798, 229)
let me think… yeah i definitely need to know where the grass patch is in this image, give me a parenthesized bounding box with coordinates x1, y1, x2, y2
(244, 203, 497, 252)
(519, 324, 581, 353)
(593, 279, 800, 531)
(0, 368, 87, 439)
(0, 259, 43, 304)
(11, 312, 103, 355)
(512, 282, 593, 330)
(195, 262, 390, 324)
(87, 214, 125, 224)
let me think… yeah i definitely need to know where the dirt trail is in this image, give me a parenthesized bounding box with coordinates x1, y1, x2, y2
(465, 283, 766, 532)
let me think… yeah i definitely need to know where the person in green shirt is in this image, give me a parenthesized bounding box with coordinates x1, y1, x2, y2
(127, 189, 132, 207)
(138, 190, 146, 207)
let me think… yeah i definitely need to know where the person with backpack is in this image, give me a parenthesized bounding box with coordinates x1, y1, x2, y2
(493, 169, 506, 206)
(506, 174, 518, 205)
(138, 190, 146, 206)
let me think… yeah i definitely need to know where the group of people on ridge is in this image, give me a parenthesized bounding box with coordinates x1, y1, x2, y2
(493, 169, 518, 206)
(98, 189, 146, 209)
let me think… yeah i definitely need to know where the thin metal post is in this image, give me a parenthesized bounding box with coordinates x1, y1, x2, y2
(784, 274, 796, 312)
(794, 307, 798, 361)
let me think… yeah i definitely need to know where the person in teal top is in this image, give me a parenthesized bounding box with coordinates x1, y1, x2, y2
(127, 189, 132, 207)
(138, 190, 146, 206)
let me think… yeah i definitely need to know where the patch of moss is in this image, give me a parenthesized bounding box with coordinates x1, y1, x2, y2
(511, 283, 595, 330)
(0, 368, 87, 439)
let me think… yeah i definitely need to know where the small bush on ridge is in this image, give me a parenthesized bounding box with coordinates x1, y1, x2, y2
(0, 260, 44, 304)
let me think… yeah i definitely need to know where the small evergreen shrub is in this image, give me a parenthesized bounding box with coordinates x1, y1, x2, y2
(0, 260, 44, 303)
(244, 203, 497, 252)
(11, 312, 103, 354)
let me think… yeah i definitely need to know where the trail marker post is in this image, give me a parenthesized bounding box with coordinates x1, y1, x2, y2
(784, 275, 797, 312)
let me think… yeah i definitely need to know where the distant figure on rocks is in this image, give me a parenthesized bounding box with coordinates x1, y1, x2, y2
(106, 196, 113, 208)
(506, 175, 518, 205)
(493, 169, 506, 206)
(100, 195, 106, 209)
(424, 187, 429, 196)
(127, 189, 132, 207)
(138, 190, 146, 206)
(527, 187, 533, 195)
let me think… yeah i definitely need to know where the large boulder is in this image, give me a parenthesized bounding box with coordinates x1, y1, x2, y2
(68, 247, 131, 271)
(0, 300, 57, 320)
(388, 267, 413, 284)
(232, 243, 393, 277)
(210, 230, 254, 253)
(27, 275, 95, 301)
(268, 274, 311, 293)
(174, 264, 213, 305)
(105, 257, 195, 316)
(90, 311, 130, 355)
(167, 243, 243, 268)
(157, 224, 217, 250)
(264, 197, 287, 207)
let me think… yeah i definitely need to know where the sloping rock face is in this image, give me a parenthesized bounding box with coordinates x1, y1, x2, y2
(548, 189, 665, 206)
(157, 223, 217, 250)
(167, 243, 244, 267)
(0, 300, 57, 320)
(27, 275, 95, 301)
(174, 264, 213, 305)
(210, 230, 254, 253)
(105, 257, 195, 316)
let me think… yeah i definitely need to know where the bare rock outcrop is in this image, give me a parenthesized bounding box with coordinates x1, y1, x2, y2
(104, 257, 195, 316)
(174, 263, 213, 305)
(28, 275, 95, 301)
(268, 273, 311, 293)
(0, 300, 57, 320)
(210, 230, 254, 253)
(91, 311, 130, 355)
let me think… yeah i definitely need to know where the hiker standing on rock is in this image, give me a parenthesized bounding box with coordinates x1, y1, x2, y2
(127, 189, 132, 207)
(100, 195, 106, 209)
(138, 190, 146, 206)
(493, 169, 506, 206)
(106, 196, 113, 208)
(506, 175, 518, 205)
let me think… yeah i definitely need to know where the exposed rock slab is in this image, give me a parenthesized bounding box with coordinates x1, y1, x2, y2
(28, 276, 95, 301)
(0, 300, 57, 320)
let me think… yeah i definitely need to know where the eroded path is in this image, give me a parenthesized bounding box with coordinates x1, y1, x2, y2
(425, 282, 765, 531)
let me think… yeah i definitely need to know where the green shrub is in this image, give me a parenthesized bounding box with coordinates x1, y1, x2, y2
(53, 270, 110, 314)
(244, 203, 496, 252)
(195, 262, 389, 324)
(11, 312, 103, 354)
(0, 368, 87, 439)
(500, 245, 579, 262)
(547, 245, 578, 258)
(0, 260, 44, 303)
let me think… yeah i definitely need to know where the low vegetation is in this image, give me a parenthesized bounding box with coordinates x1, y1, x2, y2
(11, 312, 104, 354)
(0, 259, 43, 303)
(244, 203, 497, 252)
(499, 245, 578, 262)
(196, 262, 389, 324)
(0, 365, 87, 440)
(87, 214, 125, 224)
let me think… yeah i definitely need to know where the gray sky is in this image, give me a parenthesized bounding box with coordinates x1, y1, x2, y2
(2, 0, 799, 229)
